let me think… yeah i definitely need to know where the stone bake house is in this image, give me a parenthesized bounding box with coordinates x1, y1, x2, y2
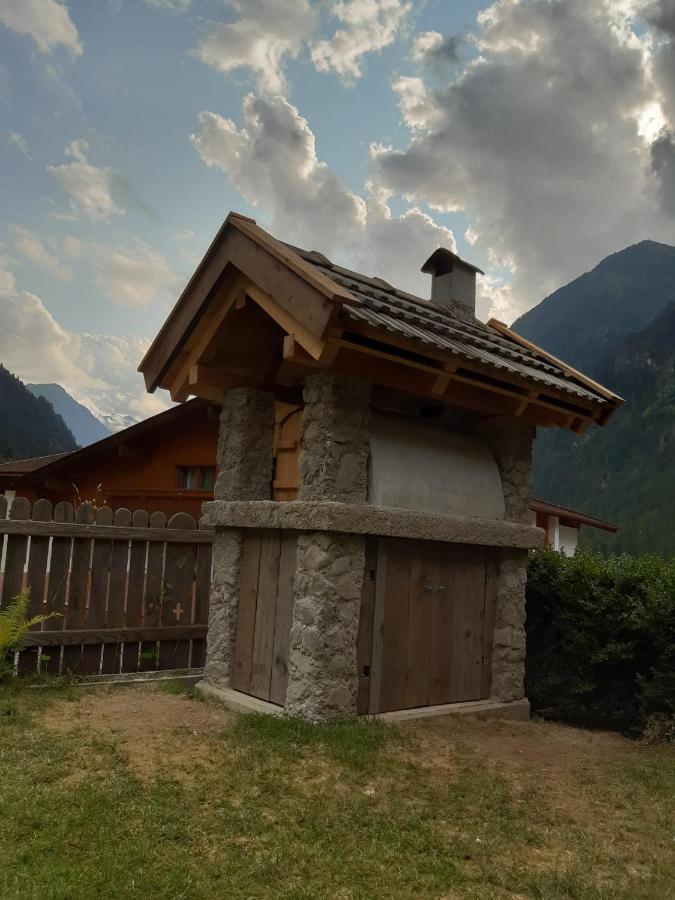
(139, 212, 623, 723)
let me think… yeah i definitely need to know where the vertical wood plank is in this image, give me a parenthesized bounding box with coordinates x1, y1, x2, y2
(448, 546, 486, 703)
(481, 553, 499, 699)
(428, 544, 456, 706)
(249, 530, 282, 701)
(191, 531, 213, 668)
(140, 511, 166, 672)
(104, 508, 131, 674)
(368, 539, 389, 715)
(230, 531, 262, 694)
(25, 499, 52, 622)
(159, 513, 197, 669)
(269, 532, 297, 706)
(1, 497, 31, 605)
(405, 541, 436, 710)
(121, 509, 149, 673)
(42, 502, 73, 675)
(84, 506, 114, 676)
(379, 538, 412, 713)
(88, 507, 113, 629)
(62, 503, 94, 673)
(356, 537, 377, 715)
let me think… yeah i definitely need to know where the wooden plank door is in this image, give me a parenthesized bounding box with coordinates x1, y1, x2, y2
(230, 530, 297, 705)
(366, 539, 497, 714)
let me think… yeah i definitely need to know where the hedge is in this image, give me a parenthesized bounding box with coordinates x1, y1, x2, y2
(525, 549, 675, 738)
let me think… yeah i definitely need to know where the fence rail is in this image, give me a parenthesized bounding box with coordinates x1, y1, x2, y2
(0, 496, 214, 676)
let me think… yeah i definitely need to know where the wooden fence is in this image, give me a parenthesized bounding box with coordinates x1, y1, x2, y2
(0, 496, 214, 676)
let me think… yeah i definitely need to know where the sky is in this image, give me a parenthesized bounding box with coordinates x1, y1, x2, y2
(1, 0, 674, 428)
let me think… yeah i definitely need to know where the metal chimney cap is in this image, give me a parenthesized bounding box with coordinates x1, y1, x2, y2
(420, 247, 484, 276)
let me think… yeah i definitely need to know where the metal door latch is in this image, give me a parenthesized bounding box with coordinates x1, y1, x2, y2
(423, 578, 446, 593)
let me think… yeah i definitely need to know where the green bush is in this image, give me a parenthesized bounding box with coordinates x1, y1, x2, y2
(525, 549, 675, 737)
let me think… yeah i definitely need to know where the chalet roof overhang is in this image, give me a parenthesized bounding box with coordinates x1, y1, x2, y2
(139, 212, 624, 434)
(530, 498, 618, 533)
(14, 398, 216, 488)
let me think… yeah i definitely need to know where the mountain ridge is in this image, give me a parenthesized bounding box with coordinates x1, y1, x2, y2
(27, 383, 111, 447)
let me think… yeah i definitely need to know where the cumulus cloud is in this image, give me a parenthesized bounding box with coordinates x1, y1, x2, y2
(93, 239, 179, 309)
(47, 139, 125, 223)
(411, 30, 464, 69)
(8, 132, 33, 159)
(370, 0, 675, 319)
(0, 265, 166, 428)
(193, 0, 314, 94)
(311, 0, 412, 83)
(0, 0, 82, 57)
(144, 0, 190, 9)
(191, 92, 455, 295)
(11, 225, 73, 281)
(651, 130, 675, 216)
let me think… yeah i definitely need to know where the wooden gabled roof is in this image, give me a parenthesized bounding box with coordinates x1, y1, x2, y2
(139, 212, 623, 433)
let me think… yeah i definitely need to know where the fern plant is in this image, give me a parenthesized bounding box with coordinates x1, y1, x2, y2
(0, 590, 60, 681)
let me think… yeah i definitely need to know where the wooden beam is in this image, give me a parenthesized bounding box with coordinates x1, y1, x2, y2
(165, 276, 244, 399)
(20, 625, 207, 648)
(245, 283, 326, 360)
(0, 519, 215, 543)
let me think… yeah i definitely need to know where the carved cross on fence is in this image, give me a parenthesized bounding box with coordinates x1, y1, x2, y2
(173, 602, 184, 622)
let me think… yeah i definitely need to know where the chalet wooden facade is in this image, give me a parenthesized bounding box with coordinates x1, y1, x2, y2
(137, 211, 622, 723)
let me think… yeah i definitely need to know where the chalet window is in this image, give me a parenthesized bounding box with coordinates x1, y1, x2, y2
(200, 467, 215, 490)
(178, 466, 216, 491)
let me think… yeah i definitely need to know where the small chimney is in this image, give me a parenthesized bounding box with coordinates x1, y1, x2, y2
(421, 248, 483, 320)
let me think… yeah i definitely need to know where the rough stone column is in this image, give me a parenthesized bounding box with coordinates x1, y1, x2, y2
(284, 531, 366, 723)
(214, 387, 275, 501)
(477, 417, 535, 524)
(490, 550, 528, 703)
(298, 372, 372, 503)
(205, 387, 275, 687)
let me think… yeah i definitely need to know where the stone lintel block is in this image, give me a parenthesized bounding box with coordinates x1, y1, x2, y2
(202, 500, 544, 550)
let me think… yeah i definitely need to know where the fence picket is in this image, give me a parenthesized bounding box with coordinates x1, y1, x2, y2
(122, 509, 149, 673)
(104, 508, 132, 674)
(140, 511, 166, 671)
(160, 513, 197, 669)
(1, 497, 31, 606)
(26, 499, 52, 623)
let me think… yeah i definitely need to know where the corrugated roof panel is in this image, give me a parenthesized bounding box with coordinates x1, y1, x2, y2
(291, 247, 609, 407)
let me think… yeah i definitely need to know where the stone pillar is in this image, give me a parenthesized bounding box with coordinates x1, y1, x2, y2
(477, 417, 534, 524)
(491, 550, 528, 703)
(298, 372, 372, 503)
(284, 531, 366, 723)
(205, 387, 275, 687)
(285, 372, 372, 722)
(214, 387, 276, 501)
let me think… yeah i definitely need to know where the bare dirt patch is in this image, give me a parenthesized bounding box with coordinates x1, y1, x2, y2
(42, 685, 233, 781)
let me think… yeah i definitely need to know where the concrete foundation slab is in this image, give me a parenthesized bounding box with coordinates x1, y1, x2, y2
(195, 680, 284, 716)
(373, 698, 530, 723)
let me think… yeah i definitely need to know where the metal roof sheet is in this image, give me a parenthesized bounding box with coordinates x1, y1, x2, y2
(290, 249, 609, 407)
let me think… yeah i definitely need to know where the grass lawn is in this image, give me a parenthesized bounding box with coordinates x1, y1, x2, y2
(0, 682, 673, 899)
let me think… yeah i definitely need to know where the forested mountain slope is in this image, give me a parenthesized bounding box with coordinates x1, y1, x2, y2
(0, 366, 78, 461)
(512, 241, 675, 555)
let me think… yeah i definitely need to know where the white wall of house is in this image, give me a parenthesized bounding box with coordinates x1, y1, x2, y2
(547, 514, 579, 554)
